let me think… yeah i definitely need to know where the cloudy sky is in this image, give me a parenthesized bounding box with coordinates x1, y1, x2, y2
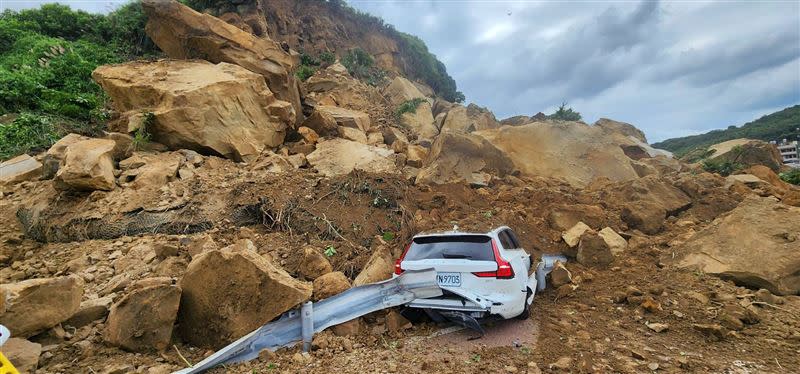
(4, 0, 799, 142)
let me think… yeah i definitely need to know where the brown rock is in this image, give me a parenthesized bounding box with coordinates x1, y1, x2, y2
(301, 110, 338, 137)
(53, 139, 116, 191)
(94, 60, 293, 162)
(299, 247, 333, 281)
(337, 126, 368, 144)
(576, 231, 614, 267)
(64, 296, 114, 328)
(692, 323, 725, 341)
(677, 196, 800, 295)
(782, 189, 800, 207)
(385, 310, 412, 332)
(307, 139, 397, 177)
(405, 144, 428, 168)
(0, 276, 83, 337)
(383, 76, 426, 106)
(621, 201, 666, 235)
(153, 243, 179, 259)
(416, 132, 514, 185)
(312, 271, 350, 301)
(178, 247, 312, 348)
(186, 233, 218, 259)
(399, 102, 438, 142)
(297, 126, 319, 144)
(331, 319, 362, 336)
(0, 154, 42, 186)
(316, 105, 370, 132)
(548, 261, 572, 288)
(562, 222, 591, 248)
(547, 204, 605, 231)
(141, 0, 302, 123)
(104, 283, 182, 352)
(597, 227, 627, 256)
(3, 338, 41, 373)
(353, 245, 394, 286)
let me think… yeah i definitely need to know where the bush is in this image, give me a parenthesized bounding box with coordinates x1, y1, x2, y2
(395, 98, 426, 117)
(701, 159, 742, 176)
(779, 169, 800, 185)
(341, 48, 386, 86)
(0, 113, 58, 159)
(548, 102, 582, 121)
(295, 64, 316, 81)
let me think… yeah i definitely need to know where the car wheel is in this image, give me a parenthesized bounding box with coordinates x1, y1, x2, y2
(516, 287, 533, 320)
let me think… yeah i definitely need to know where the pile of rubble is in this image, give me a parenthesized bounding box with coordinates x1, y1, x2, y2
(1, 0, 799, 373)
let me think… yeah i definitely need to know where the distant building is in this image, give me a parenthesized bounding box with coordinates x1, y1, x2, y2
(776, 140, 799, 168)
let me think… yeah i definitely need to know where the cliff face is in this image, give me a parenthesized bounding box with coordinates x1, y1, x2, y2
(190, 0, 460, 101)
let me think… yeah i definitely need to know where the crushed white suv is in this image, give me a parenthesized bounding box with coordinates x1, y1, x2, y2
(393, 226, 536, 326)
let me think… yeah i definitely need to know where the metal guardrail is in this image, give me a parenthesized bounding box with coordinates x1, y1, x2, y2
(173, 254, 567, 374)
(173, 269, 442, 374)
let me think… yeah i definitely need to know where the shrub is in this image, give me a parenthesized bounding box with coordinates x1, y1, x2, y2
(318, 51, 335, 66)
(701, 159, 742, 177)
(779, 169, 800, 185)
(341, 48, 386, 86)
(0, 113, 58, 159)
(395, 98, 426, 117)
(548, 102, 582, 121)
(295, 65, 316, 81)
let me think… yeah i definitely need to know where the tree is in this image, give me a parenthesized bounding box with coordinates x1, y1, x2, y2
(548, 102, 582, 121)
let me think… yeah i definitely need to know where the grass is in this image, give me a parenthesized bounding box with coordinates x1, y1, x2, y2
(395, 98, 426, 117)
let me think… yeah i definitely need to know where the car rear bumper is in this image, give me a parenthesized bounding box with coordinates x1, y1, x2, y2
(406, 297, 490, 313)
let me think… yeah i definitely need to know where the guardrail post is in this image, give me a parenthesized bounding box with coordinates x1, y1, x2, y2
(301, 301, 314, 352)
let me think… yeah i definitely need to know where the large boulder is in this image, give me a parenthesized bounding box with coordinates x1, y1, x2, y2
(178, 242, 312, 348)
(576, 230, 615, 267)
(315, 106, 371, 132)
(398, 102, 438, 143)
(440, 104, 500, 134)
(677, 196, 800, 295)
(383, 76, 426, 107)
(313, 271, 351, 301)
(474, 121, 645, 187)
(594, 118, 647, 143)
(621, 200, 666, 235)
(53, 139, 116, 191)
(416, 132, 514, 185)
(104, 280, 182, 352)
(299, 247, 333, 280)
(611, 175, 693, 215)
(0, 154, 42, 185)
(41, 133, 90, 178)
(0, 276, 83, 337)
(706, 139, 784, 172)
(94, 60, 293, 162)
(353, 245, 394, 286)
(141, 0, 302, 123)
(306, 139, 397, 177)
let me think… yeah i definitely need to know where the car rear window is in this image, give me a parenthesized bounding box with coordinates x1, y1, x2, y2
(404, 235, 495, 261)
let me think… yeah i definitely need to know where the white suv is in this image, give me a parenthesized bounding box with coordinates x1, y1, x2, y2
(393, 226, 535, 321)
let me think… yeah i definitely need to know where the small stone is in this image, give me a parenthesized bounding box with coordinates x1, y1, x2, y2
(504, 365, 518, 372)
(646, 322, 669, 333)
(648, 362, 659, 371)
(693, 323, 725, 341)
(549, 356, 572, 370)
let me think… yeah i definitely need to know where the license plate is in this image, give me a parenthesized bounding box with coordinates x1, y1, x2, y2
(437, 272, 461, 287)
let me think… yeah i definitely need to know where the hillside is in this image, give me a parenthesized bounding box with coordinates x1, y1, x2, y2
(1, 1, 800, 374)
(653, 105, 800, 156)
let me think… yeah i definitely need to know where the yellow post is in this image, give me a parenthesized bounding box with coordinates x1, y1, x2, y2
(0, 351, 19, 374)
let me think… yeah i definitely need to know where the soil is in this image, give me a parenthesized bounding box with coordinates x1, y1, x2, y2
(1, 161, 798, 374)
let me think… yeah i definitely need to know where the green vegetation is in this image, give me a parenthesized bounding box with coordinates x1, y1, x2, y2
(395, 98, 426, 117)
(323, 245, 337, 257)
(548, 102, 582, 121)
(0, 2, 159, 160)
(381, 231, 395, 241)
(341, 48, 386, 86)
(132, 111, 154, 151)
(779, 169, 800, 185)
(323, 0, 463, 102)
(295, 51, 336, 81)
(700, 145, 744, 176)
(653, 105, 800, 157)
(0, 113, 58, 159)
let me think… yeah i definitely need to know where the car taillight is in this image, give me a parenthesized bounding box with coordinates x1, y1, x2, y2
(473, 239, 515, 279)
(394, 242, 412, 275)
